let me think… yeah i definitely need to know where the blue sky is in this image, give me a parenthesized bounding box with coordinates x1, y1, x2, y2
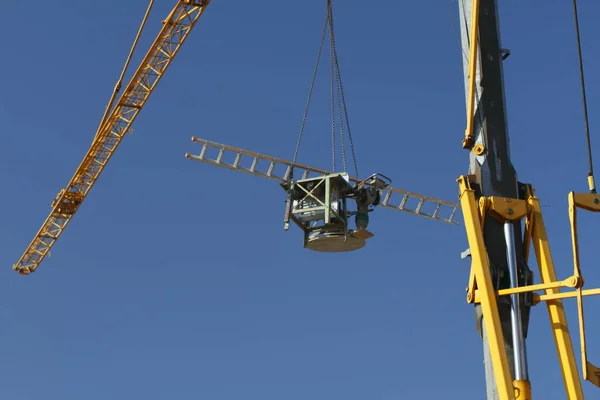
(1, 0, 599, 398)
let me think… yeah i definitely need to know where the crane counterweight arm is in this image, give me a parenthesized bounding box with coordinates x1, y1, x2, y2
(14, 0, 211, 275)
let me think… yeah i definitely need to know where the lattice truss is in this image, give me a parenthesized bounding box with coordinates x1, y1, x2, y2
(14, 1, 210, 275)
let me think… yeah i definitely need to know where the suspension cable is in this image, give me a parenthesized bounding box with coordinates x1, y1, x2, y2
(571, 0, 596, 193)
(327, 0, 359, 177)
(328, 0, 346, 173)
(94, 0, 155, 142)
(292, 0, 360, 178)
(292, 16, 328, 165)
(329, 2, 337, 172)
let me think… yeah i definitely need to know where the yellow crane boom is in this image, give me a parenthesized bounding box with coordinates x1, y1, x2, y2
(13, 0, 210, 275)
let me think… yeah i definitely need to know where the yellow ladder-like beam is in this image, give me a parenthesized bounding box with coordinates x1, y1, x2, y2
(13, 0, 211, 275)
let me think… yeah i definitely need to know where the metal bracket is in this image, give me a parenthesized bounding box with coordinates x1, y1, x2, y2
(463, 182, 600, 397)
(568, 191, 600, 388)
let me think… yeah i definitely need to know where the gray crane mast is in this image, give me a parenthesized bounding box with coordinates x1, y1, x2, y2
(457, 1, 534, 398)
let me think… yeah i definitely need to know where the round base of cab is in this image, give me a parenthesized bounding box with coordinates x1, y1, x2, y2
(306, 231, 366, 252)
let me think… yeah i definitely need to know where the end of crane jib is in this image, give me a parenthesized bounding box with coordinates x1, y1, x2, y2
(13, 265, 32, 275)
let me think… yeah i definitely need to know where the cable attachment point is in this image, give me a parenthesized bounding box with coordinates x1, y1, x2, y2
(588, 174, 596, 194)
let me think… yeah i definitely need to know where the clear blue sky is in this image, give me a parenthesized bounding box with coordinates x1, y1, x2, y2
(1, 0, 599, 398)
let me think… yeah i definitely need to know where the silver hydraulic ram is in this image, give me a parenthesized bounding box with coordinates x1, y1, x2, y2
(503, 222, 530, 381)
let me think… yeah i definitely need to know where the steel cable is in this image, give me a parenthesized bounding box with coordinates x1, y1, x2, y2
(571, 0, 596, 192)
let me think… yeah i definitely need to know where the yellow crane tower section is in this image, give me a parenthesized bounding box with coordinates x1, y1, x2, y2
(13, 0, 211, 275)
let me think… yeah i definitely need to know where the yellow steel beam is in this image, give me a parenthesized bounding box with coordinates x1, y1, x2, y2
(529, 193, 584, 398)
(464, 186, 600, 397)
(472, 278, 580, 305)
(13, 0, 211, 275)
(474, 280, 600, 305)
(458, 176, 514, 400)
(463, 0, 481, 149)
(568, 191, 600, 388)
(498, 279, 577, 295)
(534, 288, 600, 304)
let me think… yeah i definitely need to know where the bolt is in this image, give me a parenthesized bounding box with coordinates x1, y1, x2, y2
(569, 277, 578, 287)
(595, 198, 599, 204)
(507, 208, 514, 215)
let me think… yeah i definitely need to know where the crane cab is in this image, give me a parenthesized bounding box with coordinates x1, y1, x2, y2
(281, 172, 368, 252)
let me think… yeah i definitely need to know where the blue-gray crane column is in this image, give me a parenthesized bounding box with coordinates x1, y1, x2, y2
(457, 1, 534, 398)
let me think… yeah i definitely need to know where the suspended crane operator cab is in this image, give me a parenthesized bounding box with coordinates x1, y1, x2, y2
(184, 1, 459, 254)
(281, 172, 391, 252)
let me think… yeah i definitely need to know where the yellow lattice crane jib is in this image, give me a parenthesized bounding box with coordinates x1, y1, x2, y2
(13, 0, 211, 275)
